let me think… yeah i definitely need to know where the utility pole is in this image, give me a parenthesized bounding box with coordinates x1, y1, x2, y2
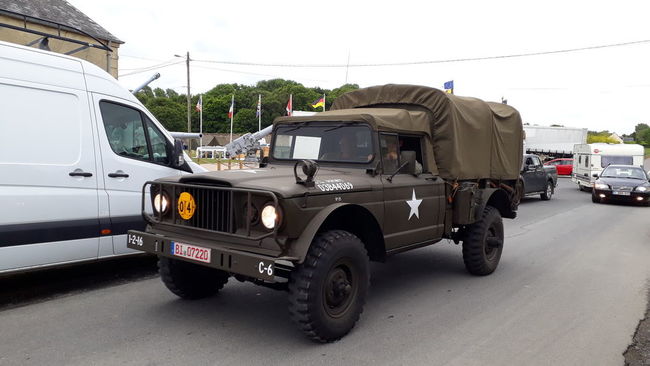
(185, 51, 191, 132)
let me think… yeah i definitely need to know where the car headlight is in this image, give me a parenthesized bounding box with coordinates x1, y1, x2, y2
(153, 193, 170, 214)
(636, 186, 648, 192)
(594, 183, 609, 190)
(261, 204, 280, 229)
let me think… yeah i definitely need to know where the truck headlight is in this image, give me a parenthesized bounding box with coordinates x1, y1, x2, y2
(153, 193, 170, 214)
(636, 186, 648, 192)
(261, 204, 280, 229)
(594, 183, 609, 190)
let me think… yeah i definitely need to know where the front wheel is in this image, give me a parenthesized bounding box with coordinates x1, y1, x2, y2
(158, 257, 229, 299)
(592, 194, 600, 203)
(462, 206, 504, 276)
(288, 230, 370, 343)
(540, 181, 553, 200)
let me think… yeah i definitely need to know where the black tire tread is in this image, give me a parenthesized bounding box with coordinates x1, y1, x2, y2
(288, 230, 369, 343)
(540, 181, 553, 200)
(462, 206, 503, 276)
(158, 257, 229, 300)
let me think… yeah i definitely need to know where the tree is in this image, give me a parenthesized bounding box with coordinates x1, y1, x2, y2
(637, 128, 650, 145)
(587, 134, 620, 144)
(634, 123, 650, 145)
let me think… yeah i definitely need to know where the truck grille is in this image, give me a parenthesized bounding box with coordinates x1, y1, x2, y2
(142, 181, 280, 241)
(178, 186, 233, 233)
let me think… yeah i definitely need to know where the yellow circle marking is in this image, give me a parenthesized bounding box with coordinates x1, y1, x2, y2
(177, 192, 196, 220)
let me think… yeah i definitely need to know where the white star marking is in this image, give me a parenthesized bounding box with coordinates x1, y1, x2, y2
(406, 189, 422, 220)
(238, 170, 258, 174)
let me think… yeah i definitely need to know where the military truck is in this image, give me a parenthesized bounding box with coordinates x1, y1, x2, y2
(127, 84, 523, 342)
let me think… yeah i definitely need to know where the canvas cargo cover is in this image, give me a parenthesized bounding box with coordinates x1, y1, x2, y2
(331, 84, 523, 180)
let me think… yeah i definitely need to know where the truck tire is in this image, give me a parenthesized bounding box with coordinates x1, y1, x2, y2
(288, 230, 370, 343)
(540, 181, 553, 200)
(462, 206, 504, 276)
(158, 257, 229, 300)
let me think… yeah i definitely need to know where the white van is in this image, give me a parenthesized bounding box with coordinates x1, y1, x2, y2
(0, 41, 204, 274)
(572, 143, 645, 190)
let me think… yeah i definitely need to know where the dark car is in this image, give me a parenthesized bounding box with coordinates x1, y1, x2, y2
(592, 165, 650, 205)
(519, 154, 558, 201)
(544, 158, 573, 176)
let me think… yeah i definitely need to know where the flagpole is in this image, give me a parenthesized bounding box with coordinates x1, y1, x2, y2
(229, 94, 234, 144)
(257, 94, 261, 132)
(199, 94, 203, 148)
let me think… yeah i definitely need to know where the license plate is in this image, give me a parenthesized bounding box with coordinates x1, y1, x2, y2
(613, 191, 630, 196)
(171, 242, 211, 263)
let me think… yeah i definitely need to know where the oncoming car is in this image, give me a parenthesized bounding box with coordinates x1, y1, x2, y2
(592, 165, 650, 205)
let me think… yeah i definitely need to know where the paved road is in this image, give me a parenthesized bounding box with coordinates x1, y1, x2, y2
(1, 179, 649, 366)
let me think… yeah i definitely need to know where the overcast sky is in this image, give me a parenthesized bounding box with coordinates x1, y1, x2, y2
(69, 0, 650, 135)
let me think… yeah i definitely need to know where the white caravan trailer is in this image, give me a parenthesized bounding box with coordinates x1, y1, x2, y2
(572, 143, 645, 190)
(0, 40, 205, 274)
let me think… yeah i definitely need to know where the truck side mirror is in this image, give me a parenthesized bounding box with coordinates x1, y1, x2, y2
(171, 138, 185, 168)
(400, 151, 417, 176)
(259, 156, 269, 168)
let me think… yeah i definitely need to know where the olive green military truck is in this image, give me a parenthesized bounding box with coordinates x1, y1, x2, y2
(127, 84, 523, 342)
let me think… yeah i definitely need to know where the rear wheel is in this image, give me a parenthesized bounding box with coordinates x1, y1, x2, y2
(288, 230, 369, 343)
(540, 181, 553, 200)
(462, 206, 504, 276)
(158, 257, 229, 299)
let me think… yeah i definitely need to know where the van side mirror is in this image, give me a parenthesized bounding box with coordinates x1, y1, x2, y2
(592, 173, 599, 178)
(400, 151, 417, 176)
(171, 139, 185, 168)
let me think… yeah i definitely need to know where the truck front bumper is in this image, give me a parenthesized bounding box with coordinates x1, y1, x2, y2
(127, 230, 281, 282)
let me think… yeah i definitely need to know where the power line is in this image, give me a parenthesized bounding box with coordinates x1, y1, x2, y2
(119, 60, 184, 77)
(190, 39, 650, 68)
(120, 58, 178, 71)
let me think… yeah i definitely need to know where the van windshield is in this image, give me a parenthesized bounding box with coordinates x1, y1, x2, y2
(272, 124, 374, 163)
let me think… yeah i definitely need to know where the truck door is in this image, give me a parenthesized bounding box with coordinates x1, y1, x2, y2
(379, 133, 445, 251)
(91, 95, 183, 255)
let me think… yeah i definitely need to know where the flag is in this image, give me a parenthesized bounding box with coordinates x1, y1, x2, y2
(195, 95, 202, 112)
(311, 96, 325, 109)
(256, 94, 261, 117)
(444, 80, 454, 94)
(286, 94, 292, 116)
(228, 97, 234, 119)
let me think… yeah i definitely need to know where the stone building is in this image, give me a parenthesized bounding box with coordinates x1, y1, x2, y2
(0, 0, 123, 78)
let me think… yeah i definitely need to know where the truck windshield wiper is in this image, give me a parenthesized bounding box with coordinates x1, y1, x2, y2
(284, 122, 309, 133)
(324, 121, 357, 132)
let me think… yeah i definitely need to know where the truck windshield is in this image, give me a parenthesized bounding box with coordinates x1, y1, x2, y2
(273, 124, 374, 163)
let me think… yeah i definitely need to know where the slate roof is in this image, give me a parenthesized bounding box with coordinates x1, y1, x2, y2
(0, 0, 123, 43)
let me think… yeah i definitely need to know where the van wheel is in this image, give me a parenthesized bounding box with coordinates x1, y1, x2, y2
(158, 257, 229, 299)
(540, 181, 553, 200)
(462, 206, 504, 276)
(288, 230, 369, 343)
